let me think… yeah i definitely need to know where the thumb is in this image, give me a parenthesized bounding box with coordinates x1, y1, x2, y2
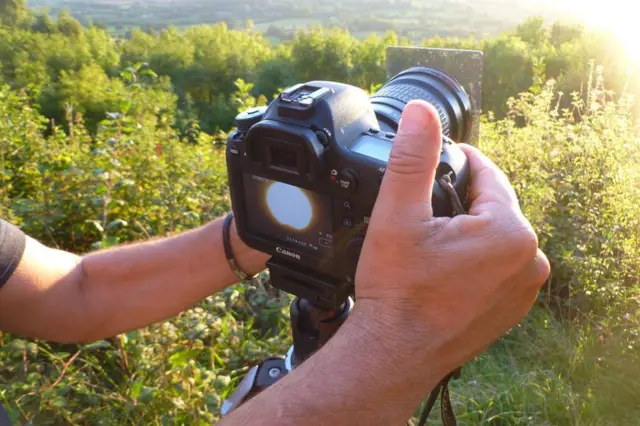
(376, 100, 442, 219)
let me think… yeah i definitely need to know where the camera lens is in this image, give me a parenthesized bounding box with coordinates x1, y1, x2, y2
(370, 67, 472, 142)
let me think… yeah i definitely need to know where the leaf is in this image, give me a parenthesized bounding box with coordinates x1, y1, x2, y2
(119, 100, 132, 114)
(139, 68, 158, 79)
(95, 184, 108, 195)
(84, 340, 112, 351)
(8, 339, 27, 352)
(204, 392, 221, 410)
(85, 220, 104, 234)
(120, 69, 134, 83)
(171, 398, 186, 410)
(50, 396, 66, 408)
(130, 380, 143, 400)
(168, 350, 196, 368)
(106, 219, 128, 231)
(101, 236, 120, 248)
(139, 386, 154, 403)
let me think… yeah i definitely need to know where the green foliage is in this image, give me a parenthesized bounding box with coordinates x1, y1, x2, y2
(0, 283, 293, 425)
(0, 0, 28, 26)
(56, 10, 83, 38)
(480, 64, 640, 316)
(2, 9, 639, 137)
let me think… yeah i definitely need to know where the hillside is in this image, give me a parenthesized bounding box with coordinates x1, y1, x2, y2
(27, 0, 577, 39)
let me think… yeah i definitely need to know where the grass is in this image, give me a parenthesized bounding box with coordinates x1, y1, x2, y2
(410, 307, 640, 426)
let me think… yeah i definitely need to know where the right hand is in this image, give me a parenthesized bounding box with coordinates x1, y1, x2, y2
(352, 100, 550, 388)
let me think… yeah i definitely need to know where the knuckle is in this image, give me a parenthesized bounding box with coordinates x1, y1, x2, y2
(508, 225, 539, 261)
(535, 252, 552, 285)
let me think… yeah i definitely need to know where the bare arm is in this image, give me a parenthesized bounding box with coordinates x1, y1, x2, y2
(218, 302, 447, 426)
(0, 216, 268, 343)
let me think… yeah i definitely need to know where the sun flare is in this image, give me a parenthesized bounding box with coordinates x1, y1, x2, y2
(562, 0, 640, 64)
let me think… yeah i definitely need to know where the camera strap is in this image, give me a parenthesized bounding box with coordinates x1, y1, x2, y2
(415, 171, 468, 426)
(437, 172, 466, 217)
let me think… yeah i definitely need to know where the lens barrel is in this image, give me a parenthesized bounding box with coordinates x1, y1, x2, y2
(370, 67, 472, 142)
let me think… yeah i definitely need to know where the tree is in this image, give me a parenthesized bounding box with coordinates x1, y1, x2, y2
(515, 16, 548, 49)
(550, 21, 583, 47)
(0, 0, 27, 26)
(57, 10, 84, 38)
(31, 9, 57, 34)
(482, 35, 534, 116)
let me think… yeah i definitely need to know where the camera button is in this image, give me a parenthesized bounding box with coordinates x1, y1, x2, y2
(337, 169, 358, 193)
(342, 217, 353, 228)
(315, 130, 330, 146)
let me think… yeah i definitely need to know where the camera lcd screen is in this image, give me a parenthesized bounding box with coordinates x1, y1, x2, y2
(350, 134, 393, 162)
(242, 173, 333, 256)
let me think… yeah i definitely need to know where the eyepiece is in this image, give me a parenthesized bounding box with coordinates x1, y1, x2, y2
(370, 67, 472, 142)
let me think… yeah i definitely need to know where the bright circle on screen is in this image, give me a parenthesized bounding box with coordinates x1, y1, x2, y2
(266, 182, 312, 230)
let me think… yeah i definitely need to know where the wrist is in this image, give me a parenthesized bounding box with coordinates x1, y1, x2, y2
(223, 301, 448, 426)
(344, 300, 451, 395)
(226, 216, 269, 278)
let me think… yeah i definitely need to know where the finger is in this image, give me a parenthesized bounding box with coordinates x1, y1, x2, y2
(458, 143, 519, 209)
(374, 100, 443, 220)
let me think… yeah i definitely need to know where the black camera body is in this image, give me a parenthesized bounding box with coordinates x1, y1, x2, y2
(227, 68, 471, 309)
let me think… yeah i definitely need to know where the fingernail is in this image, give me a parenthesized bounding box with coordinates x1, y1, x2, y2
(398, 101, 432, 134)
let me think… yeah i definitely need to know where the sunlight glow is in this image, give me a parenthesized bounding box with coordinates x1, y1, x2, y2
(547, 0, 640, 64)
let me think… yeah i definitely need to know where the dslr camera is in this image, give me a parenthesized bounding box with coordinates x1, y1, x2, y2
(226, 47, 483, 310)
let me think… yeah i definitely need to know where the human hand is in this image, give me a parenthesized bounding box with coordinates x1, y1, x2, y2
(352, 100, 550, 388)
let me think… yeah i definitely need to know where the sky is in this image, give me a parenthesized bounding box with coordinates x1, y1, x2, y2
(528, 0, 639, 62)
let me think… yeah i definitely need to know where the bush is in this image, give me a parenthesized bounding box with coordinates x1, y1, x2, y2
(479, 63, 640, 318)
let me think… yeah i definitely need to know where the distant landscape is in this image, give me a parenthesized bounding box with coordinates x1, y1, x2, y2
(28, 0, 579, 41)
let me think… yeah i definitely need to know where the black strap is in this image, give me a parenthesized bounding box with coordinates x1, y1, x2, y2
(0, 219, 27, 291)
(417, 368, 460, 426)
(437, 173, 466, 217)
(222, 213, 254, 281)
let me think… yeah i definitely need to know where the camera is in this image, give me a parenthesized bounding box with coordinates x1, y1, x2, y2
(226, 50, 481, 310)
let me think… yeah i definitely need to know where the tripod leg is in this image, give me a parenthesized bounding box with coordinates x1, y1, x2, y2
(220, 357, 288, 416)
(288, 297, 353, 367)
(221, 297, 353, 416)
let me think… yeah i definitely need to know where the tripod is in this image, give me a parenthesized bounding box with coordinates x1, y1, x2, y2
(220, 290, 459, 426)
(220, 294, 353, 416)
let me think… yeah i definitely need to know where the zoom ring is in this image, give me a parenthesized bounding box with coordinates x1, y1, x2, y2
(372, 84, 451, 137)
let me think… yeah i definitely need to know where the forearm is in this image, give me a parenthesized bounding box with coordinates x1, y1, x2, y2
(76, 216, 268, 341)
(219, 303, 447, 426)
